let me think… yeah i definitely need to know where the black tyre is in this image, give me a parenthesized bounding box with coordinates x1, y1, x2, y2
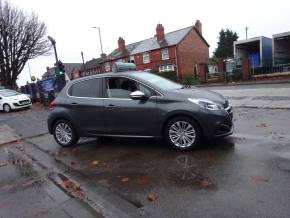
(3, 104, 11, 113)
(53, 120, 79, 147)
(164, 116, 201, 151)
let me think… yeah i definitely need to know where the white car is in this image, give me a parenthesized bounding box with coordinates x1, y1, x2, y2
(0, 89, 32, 113)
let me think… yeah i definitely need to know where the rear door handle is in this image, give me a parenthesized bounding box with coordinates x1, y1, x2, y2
(70, 102, 78, 105)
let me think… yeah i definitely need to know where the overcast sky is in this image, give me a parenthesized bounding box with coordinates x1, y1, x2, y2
(8, 0, 290, 86)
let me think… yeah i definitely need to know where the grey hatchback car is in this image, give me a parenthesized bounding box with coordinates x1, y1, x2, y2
(48, 70, 233, 151)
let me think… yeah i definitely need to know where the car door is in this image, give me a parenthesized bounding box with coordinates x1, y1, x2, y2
(67, 77, 104, 135)
(103, 76, 159, 136)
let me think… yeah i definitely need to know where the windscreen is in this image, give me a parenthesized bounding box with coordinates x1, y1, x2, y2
(133, 72, 182, 91)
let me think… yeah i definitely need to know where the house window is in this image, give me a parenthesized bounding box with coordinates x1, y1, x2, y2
(159, 65, 174, 72)
(143, 52, 150, 64)
(105, 62, 110, 72)
(161, 48, 169, 60)
(129, 56, 135, 63)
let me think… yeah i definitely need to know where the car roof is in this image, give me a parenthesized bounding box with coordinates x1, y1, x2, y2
(72, 71, 143, 82)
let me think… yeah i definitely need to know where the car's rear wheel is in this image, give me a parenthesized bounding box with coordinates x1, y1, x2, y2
(165, 116, 201, 151)
(3, 104, 11, 113)
(53, 120, 78, 147)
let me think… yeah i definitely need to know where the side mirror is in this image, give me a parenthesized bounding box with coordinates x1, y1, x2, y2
(130, 91, 146, 100)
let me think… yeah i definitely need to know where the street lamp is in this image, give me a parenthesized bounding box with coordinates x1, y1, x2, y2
(47, 36, 65, 92)
(92, 27, 104, 55)
(47, 36, 59, 63)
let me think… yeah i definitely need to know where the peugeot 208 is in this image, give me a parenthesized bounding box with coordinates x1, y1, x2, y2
(48, 65, 233, 151)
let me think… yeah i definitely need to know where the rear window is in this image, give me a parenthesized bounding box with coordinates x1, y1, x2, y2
(68, 78, 102, 98)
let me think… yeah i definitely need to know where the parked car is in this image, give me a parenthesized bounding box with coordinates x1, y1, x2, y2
(48, 68, 233, 151)
(0, 89, 32, 113)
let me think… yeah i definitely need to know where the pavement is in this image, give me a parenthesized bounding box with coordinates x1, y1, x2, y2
(0, 84, 290, 218)
(206, 83, 290, 109)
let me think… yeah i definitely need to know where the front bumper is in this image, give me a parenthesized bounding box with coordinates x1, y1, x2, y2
(199, 106, 234, 138)
(11, 101, 32, 109)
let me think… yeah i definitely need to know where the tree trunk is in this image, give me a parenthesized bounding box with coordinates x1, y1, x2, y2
(1, 79, 17, 89)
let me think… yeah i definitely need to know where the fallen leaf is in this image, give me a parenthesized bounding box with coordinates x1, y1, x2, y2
(91, 160, 99, 165)
(250, 176, 269, 184)
(200, 179, 212, 187)
(257, 123, 267, 128)
(121, 177, 129, 182)
(136, 175, 148, 186)
(147, 193, 158, 201)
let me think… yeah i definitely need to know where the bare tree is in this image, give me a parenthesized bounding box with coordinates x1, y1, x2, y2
(0, 0, 51, 88)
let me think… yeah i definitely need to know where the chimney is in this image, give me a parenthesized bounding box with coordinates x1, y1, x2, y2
(195, 19, 202, 35)
(101, 53, 107, 59)
(118, 37, 126, 52)
(156, 24, 165, 42)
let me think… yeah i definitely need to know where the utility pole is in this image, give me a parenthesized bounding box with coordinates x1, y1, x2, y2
(246, 27, 249, 39)
(93, 27, 104, 55)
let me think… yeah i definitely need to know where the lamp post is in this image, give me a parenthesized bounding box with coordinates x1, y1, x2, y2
(47, 36, 59, 63)
(47, 36, 65, 92)
(92, 27, 104, 55)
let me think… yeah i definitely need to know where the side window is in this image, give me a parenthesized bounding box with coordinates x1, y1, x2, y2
(105, 77, 155, 99)
(69, 78, 102, 98)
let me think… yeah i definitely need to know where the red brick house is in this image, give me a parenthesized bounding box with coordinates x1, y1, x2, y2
(102, 20, 209, 79)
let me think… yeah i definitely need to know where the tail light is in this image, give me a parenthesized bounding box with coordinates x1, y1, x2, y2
(49, 100, 56, 110)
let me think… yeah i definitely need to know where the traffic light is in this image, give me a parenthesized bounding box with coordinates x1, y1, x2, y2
(55, 61, 66, 92)
(58, 61, 65, 75)
(55, 61, 65, 76)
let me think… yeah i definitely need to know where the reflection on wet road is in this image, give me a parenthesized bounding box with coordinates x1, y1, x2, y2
(27, 132, 290, 217)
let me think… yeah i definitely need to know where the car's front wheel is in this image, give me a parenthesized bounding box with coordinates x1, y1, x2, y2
(3, 104, 11, 113)
(165, 116, 201, 151)
(53, 120, 79, 147)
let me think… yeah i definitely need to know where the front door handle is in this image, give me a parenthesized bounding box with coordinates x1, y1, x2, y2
(105, 104, 116, 108)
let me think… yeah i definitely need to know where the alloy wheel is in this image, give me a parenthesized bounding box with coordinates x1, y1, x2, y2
(55, 122, 73, 145)
(169, 121, 196, 148)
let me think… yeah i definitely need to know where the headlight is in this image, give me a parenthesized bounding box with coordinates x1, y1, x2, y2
(188, 98, 223, 110)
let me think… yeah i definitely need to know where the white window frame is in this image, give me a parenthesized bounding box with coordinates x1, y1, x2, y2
(161, 48, 169, 60)
(129, 55, 135, 63)
(143, 52, 150, 64)
(159, 64, 174, 72)
(105, 62, 110, 72)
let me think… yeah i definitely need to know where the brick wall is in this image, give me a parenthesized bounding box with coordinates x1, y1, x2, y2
(177, 28, 209, 79)
(101, 46, 177, 73)
(133, 46, 176, 72)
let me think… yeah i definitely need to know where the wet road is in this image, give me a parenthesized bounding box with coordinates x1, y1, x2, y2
(1, 104, 290, 217)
